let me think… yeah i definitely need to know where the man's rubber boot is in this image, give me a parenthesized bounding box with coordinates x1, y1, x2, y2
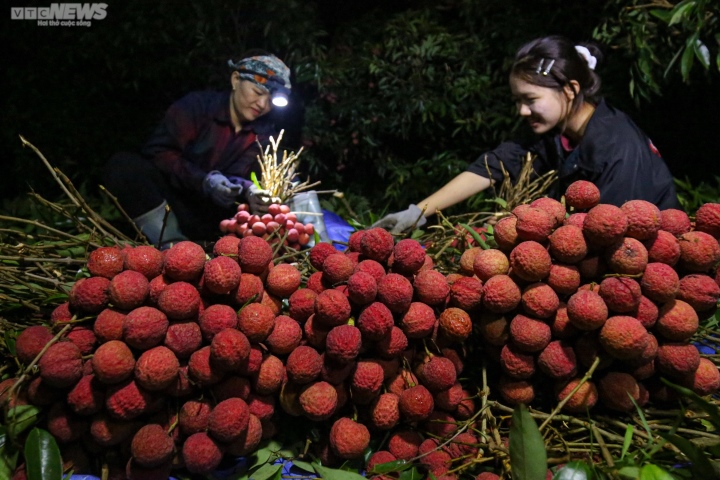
(132, 200, 187, 249)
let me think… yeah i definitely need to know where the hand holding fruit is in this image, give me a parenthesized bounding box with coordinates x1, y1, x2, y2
(245, 184, 280, 214)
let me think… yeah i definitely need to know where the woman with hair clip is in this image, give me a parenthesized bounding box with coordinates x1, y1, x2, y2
(104, 50, 292, 246)
(375, 35, 680, 234)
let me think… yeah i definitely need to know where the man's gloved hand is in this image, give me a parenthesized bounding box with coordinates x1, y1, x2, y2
(371, 204, 427, 234)
(245, 184, 279, 214)
(202, 171, 241, 208)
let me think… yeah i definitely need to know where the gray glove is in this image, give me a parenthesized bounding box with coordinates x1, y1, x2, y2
(202, 171, 241, 208)
(245, 184, 279, 215)
(372, 204, 427, 234)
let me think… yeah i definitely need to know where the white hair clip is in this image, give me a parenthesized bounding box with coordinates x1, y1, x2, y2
(535, 58, 555, 76)
(575, 45, 597, 70)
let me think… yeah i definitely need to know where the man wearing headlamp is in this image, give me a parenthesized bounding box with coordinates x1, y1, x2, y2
(103, 52, 291, 247)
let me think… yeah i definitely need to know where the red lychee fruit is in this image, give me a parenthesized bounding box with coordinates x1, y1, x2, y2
(325, 324, 362, 363)
(46, 403, 87, 444)
(212, 235, 241, 257)
(473, 249, 510, 281)
(287, 288, 317, 322)
(92, 340, 135, 384)
(130, 424, 174, 468)
(605, 237, 648, 275)
(202, 255, 241, 295)
(550, 303, 578, 339)
(413, 270, 450, 306)
(494, 215, 520, 252)
(640, 262, 679, 302)
(695, 203, 720, 239)
(355, 259, 386, 283)
(392, 239, 426, 275)
(156, 281, 200, 320)
(500, 344, 535, 379)
(330, 417, 370, 459)
(347, 271, 377, 305)
(163, 321, 202, 359)
(399, 384, 434, 422)
(50, 302, 73, 325)
(360, 227, 395, 263)
(309, 242, 338, 270)
(548, 225, 587, 264)
(163, 241, 206, 281)
(510, 314, 552, 353)
(556, 378, 598, 413)
(498, 376, 534, 405)
(478, 313, 510, 346)
(212, 375, 251, 401)
(38, 341, 83, 388)
(583, 204, 628, 246)
(237, 236, 272, 274)
(398, 302, 435, 339)
(599, 277, 642, 313)
(226, 414, 263, 457)
(538, 340, 577, 379)
(437, 307, 472, 343)
(351, 361, 384, 404)
(197, 304, 236, 341)
(621, 200, 661, 240)
(369, 393, 400, 430)
(237, 303, 275, 342)
(123, 306, 169, 350)
(645, 230, 681, 266)
(678, 231, 720, 272)
(656, 299, 699, 341)
(521, 282, 560, 319)
(208, 397, 249, 443)
(315, 288, 352, 327)
(286, 346, 323, 384)
(515, 207, 556, 242)
(660, 209, 692, 237)
(123, 245, 164, 280)
(377, 273, 413, 314)
(448, 276, 484, 311)
(253, 354, 285, 395)
(598, 372, 639, 412)
(105, 379, 153, 420)
(547, 263, 581, 296)
(510, 241, 552, 282)
(94, 308, 126, 344)
(188, 346, 225, 387)
(265, 315, 302, 355)
(683, 357, 720, 396)
(69, 276, 111, 314)
(210, 328, 251, 371)
(633, 295, 660, 329)
(376, 326, 409, 358)
(564, 212, 587, 228)
(656, 343, 701, 378)
(417, 356, 457, 392)
(65, 326, 96, 355)
(367, 451, 397, 474)
(178, 399, 212, 436)
(388, 429, 423, 460)
(147, 274, 170, 305)
(459, 247, 483, 276)
(599, 316, 649, 360)
(87, 246, 124, 279)
(531, 197, 566, 226)
(676, 273, 720, 312)
(67, 374, 104, 415)
(297, 381, 337, 421)
(265, 263, 301, 298)
(109, 270, 149, 311)
(232, 273, 264, 306)
(356, 301, 393, 341)
(16, 325, 53, 365)
(182, 432, 223, 475)
(482, 275, 521, 313)
(134, 346, 179, 391)
(565, 180, 600, 210)
(322, 253, 355, 285)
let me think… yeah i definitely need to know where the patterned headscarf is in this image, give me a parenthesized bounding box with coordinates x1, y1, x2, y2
(227, 54, 291, 93)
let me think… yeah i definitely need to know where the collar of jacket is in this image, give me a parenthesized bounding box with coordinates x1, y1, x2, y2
(213, 90, 275, 135)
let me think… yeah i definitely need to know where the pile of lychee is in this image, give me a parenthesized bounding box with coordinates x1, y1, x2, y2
(219, 202, 315, 250)
(4, 181, 720, 480)
(471, 181, 720, 415)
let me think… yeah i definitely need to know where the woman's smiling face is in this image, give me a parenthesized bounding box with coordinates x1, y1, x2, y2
(510, 75, 572, 135)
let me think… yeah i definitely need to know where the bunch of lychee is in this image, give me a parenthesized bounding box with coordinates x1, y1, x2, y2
(5, 230, 483, 479)
(471, 181, 720, 415)
(219, 202, 315, 250)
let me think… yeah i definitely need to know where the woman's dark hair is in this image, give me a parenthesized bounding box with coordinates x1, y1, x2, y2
(511, 35, 603, 112)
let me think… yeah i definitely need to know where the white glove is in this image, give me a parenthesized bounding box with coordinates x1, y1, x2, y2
(371, 204, 427, 234)
(202, 171, 241, 208)
(245, 184, 279, 214)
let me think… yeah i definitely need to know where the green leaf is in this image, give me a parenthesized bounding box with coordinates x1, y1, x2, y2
(369, 459, 411, 474)
(290, 460, 314, 473)
(313, 462, 367, 479)
(618, 466, 641, 479)
(459, 223, 489, 249)
(509, 404, 547, 480)
(621, 424, 634, 460)
(668, 0, 694, 26)
(398, 466, 423, 480)
(639, 464, 675, 480)
(24, 428, 62, 480)
(0, 433, 19, 480)
(248, 462, 281, 480)
(661, 433, 716, 478)
(680, 38, 696, 81)
(693, 40, 710, 69)
(649, 9, 673, 23)
(7, 405, 41, 440)
(250, 171, 261, 188)
(553, 461, 593, 480)
(662, 378, 720, 430)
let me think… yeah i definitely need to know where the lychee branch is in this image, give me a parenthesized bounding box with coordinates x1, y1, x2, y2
(539, 356, 601, 431)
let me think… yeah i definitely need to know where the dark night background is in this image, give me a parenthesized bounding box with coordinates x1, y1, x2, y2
(2, 0, 719, 216)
